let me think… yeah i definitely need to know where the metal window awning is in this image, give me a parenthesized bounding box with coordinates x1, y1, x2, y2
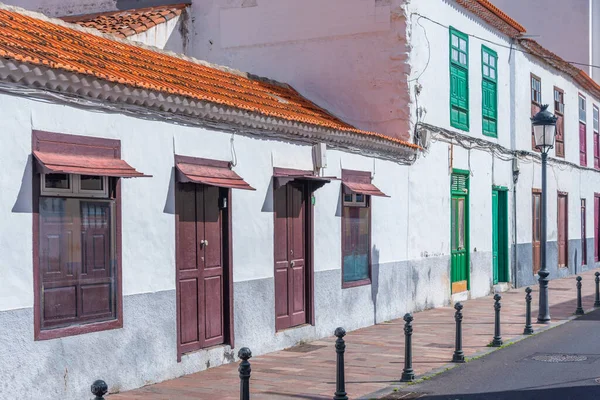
(342, 181, 389, 197)
(33, 150, 149, 178)
(273, 167, 335, 190)
(175, 155, 255, 190)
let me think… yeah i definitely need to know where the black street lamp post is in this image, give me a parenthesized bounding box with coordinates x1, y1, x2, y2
(531, 104, 558, 324)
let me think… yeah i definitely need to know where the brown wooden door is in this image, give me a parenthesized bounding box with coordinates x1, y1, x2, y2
(532, 192, 541, 274)
(177, 184, 225, 354)
(274, 182, 307, 331)
(558, 193, 568, 267)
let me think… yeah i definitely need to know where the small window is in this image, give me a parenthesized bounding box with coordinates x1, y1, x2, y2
(343, 193, 367, 207)
(531, 76, 541, 104)
(594, 106, 599, 132)
(41, 174, 108, 197)
(579, 94, 587, 123)
(554, 89, 564, 115)
(451, 31, 468, 67)
(482, 47, 497, 81)
(342, 199, 370, 285)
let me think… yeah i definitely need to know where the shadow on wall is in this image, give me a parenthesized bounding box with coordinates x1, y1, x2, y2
(12, 155, 33, 214)
(163, 167, 176, 215)
(371, 245, 380, 326)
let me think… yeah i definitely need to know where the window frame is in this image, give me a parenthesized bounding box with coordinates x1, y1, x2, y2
(580, 94, 588, 167)
(33, 132, 123, 341)
(449, 27, 470, 132)
(531, 74, 542, 151)
(594, 105, 599, 169)
(481, 45, 498, 137)
(341, 170, 373, 289)
(554, 87, 565, 158)
(41, 173, 109, 198)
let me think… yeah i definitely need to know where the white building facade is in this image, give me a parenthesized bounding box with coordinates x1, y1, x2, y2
(1, 1, 600, 399)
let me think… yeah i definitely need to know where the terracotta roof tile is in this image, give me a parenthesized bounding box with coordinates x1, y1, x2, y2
(0, 7, 418, 150)
(455, 0, 526, 37)
(61, 4, 188, 39)
(519, 38, 600, 100)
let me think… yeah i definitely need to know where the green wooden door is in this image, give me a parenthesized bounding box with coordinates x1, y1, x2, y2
(451, 172, 469, 293)
(492, 188, 509, 284)
(492, 190, 499, 284)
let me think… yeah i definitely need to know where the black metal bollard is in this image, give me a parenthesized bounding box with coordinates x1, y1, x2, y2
(91, 380, 108, 400)
(452, 302, 465, 363)
(238, 347, 252, 400)
(594, 272, 600, 307)
(576, 276, 585, 315)
(400, 313, 415, 382)
(333, 327, 348, 400)
(491, 294, 503, 347)
(523, 287, 534, 335)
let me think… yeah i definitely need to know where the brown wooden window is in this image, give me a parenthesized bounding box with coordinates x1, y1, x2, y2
(554, 87, 565, 158)
(580, 94, 587, 166)
(582, 198, 587, 266)
(594, 105, 599, 169)
(32, 131, 147, 340)
(341, 170, 388, 288)
(531, 75, 542, 151)
(558, 192, 569, 267)
(532, 190, 541, 274)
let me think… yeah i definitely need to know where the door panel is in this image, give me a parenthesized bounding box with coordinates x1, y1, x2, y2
(274, 182, 308, 331)
(179, 279, 199, 346)
(492, 190, 499, 285)
(558, 193, 568, 267)
(451, 188, 469, 293)
(274, 184, 291, 330)
(532, 193, 541, 274)
(177, 183, 227, 354)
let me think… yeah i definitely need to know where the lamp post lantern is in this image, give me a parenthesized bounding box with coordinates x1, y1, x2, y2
(531, 104, 558, 323)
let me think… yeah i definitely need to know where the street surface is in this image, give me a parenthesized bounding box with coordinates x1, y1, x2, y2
(391, 309, 600, 400)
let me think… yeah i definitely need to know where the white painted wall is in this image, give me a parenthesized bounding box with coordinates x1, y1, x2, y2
(513, 47, 600, 249)
(184, 0, 411, 141)
(129, 14, 186, 52)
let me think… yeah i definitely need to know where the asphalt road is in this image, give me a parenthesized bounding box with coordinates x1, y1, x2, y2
(401, 309, 600, 400)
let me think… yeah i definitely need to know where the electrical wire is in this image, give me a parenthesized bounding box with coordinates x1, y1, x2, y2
(408, 15, 431, 82)
(412, 13, 600, 71)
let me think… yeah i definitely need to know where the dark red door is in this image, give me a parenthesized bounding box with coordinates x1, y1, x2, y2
(177, 184, 225, 354)
(558, 193, 568, 267)
(274, 182, 307, 331)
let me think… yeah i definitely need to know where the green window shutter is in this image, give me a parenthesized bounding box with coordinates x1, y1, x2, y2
(450, 28, 469, 131)
(481, 46, 498, 137)
(451, 173, 468, 194)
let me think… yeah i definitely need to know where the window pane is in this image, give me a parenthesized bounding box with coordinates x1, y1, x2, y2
(483, 65, 489, 77)
(452, 49, 459, 62)
(451, 198, 457, 250)
(458, 198, 465, 249)
(343, 193, 353, 203)
(452, 35, 459, 47)
(459, 53, 467, 65)
(45, 173, 70, 190)
(80, 175, 104, 191)
(459, 38, 467, 51)
(39, 197, 116, 330)
(490, 56, 495, 67)
(483, 52, 489, 64)
(355, 194, 365, 203)
(342, 206, 370, 283)
(490, 69, 496, 79)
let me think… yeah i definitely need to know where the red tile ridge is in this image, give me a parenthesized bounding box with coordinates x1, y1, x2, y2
(474, 0, 526, 33)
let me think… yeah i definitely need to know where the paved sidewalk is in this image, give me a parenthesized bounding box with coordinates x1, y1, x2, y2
(111, 269, 600, 400)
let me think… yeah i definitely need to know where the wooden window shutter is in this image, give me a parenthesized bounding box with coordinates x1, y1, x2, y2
(450, 28, 469, 131)
(580, 122, 587, 166)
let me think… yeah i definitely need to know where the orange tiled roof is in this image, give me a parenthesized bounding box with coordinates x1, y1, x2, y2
(0, 7, 418, 150)
(61, 4, 188, 38)
(455, 0, 526, 37)
(519, 38, 600, 100)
